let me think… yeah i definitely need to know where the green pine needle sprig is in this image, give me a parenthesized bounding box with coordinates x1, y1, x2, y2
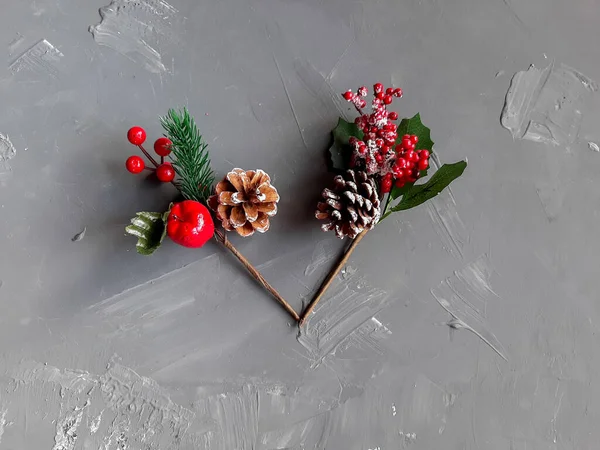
(160, 108, 215, 203)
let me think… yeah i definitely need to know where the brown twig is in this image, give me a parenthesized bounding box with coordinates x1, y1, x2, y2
(299, 229, 369, 326)
(213, 228, 300, 322)
(138, 144, 160, 167)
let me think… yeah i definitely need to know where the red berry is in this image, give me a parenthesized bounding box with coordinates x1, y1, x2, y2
(342, 90, 353, 100)
(419, 149, 430, 159)
(374, 83, 384, 94)
(358, 86, 368, 96)
(418, 159, 429, 170)
(381, 145, 390, 153)
(395, 180, 405, 188)
(383, 95, 393, 105)
(167, 200, 215, 248)
(376, 92, 385, 100)
(396, 158, 408, 169)
(394, 88, 403, 97)
(156, 163, 175, 182)
(127, 126, 146, 145)
(408, 151, 419, 162)
(154, 137, 172, 156)
(358, 145, 367, 155)
(410, 135, 418, 144)
(381, 175, 392, 194)
(401, 138, 411, 148)
(375, 138, 384, 147)
(125, 155, 145, 174)
(386, 87, 395, 95)
(388, 111, 399, 120)
(393, 168, 405, 179)
(405, 141, 416, 151)
(375, 153, 383, 163)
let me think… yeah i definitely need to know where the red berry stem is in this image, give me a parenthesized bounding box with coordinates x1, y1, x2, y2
(138, 144, 160, 168)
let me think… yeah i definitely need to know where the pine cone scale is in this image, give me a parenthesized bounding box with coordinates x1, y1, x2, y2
(257, 202, 277, 216)
(243, 203, 259, 222)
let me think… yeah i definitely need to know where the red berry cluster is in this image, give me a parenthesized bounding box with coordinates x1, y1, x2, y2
(380, 136, 430, 193)
(125, 126, 176, 183)
(342, 83, 430, 194)
(342, 83, 403, 177)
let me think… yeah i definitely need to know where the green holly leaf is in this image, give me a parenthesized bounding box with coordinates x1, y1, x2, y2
(384, 161, 467, 218)
(125, 210, 170, 255)
(396, 113, 434, 152)
(328, 117, 363, 171)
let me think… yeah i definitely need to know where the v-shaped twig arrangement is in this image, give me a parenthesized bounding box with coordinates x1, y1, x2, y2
(124, 82, 467, 328)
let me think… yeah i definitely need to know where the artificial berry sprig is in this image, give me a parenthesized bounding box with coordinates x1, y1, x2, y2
(124, 110, 300, 322)
(341, 83, 431, 195)
(125, 126, 176, 184)
(299, 83, 467, 326)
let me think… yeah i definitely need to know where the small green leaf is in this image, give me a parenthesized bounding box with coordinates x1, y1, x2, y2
(396, 113, 434, 152)
(125, 210, 169, 255)
(328, 117, 363, 171)
(389, 161, 467, 214)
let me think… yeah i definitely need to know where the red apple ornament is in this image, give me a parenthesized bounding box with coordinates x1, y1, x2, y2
(167, 200, 214, 248)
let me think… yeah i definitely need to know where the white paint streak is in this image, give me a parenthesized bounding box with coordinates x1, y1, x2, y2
(8, 33, 24, 56)
(427, 153, 468, 258)
(432, 254, 508, 360)
(0, 409, 7, 445)
(89, 410, 103, 434)
(89, 0, 178, 73)
(3, 361, 195, 449)
(304, 240, 336, 277)
(89, 255, 219, 322)
(501, 62, 597, 146)
(588, 141, 599, 152)
(0, 133, 16, 162)
(298, 277, 392, 364)
(9, 39, 63, 79)
(204, 385, 259, 450)
(52, 400, 89, 450)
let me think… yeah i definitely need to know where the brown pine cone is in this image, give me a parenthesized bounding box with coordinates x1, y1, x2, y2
(208, 168, 279, 237)
(315, 170, 380, 239)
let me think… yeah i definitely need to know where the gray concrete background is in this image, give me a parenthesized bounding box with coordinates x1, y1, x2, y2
(1, 0, 599, 448)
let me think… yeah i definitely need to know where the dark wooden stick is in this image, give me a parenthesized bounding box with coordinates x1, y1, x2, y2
(213, 228, 300, 322)
(299, 229, 368, 326)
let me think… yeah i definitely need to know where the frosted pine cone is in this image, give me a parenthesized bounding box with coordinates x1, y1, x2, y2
(208, 168, 279, 237)
(316, 170, 380, 239)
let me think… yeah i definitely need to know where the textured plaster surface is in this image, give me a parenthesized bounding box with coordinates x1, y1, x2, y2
(1, 0, 600, 448)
